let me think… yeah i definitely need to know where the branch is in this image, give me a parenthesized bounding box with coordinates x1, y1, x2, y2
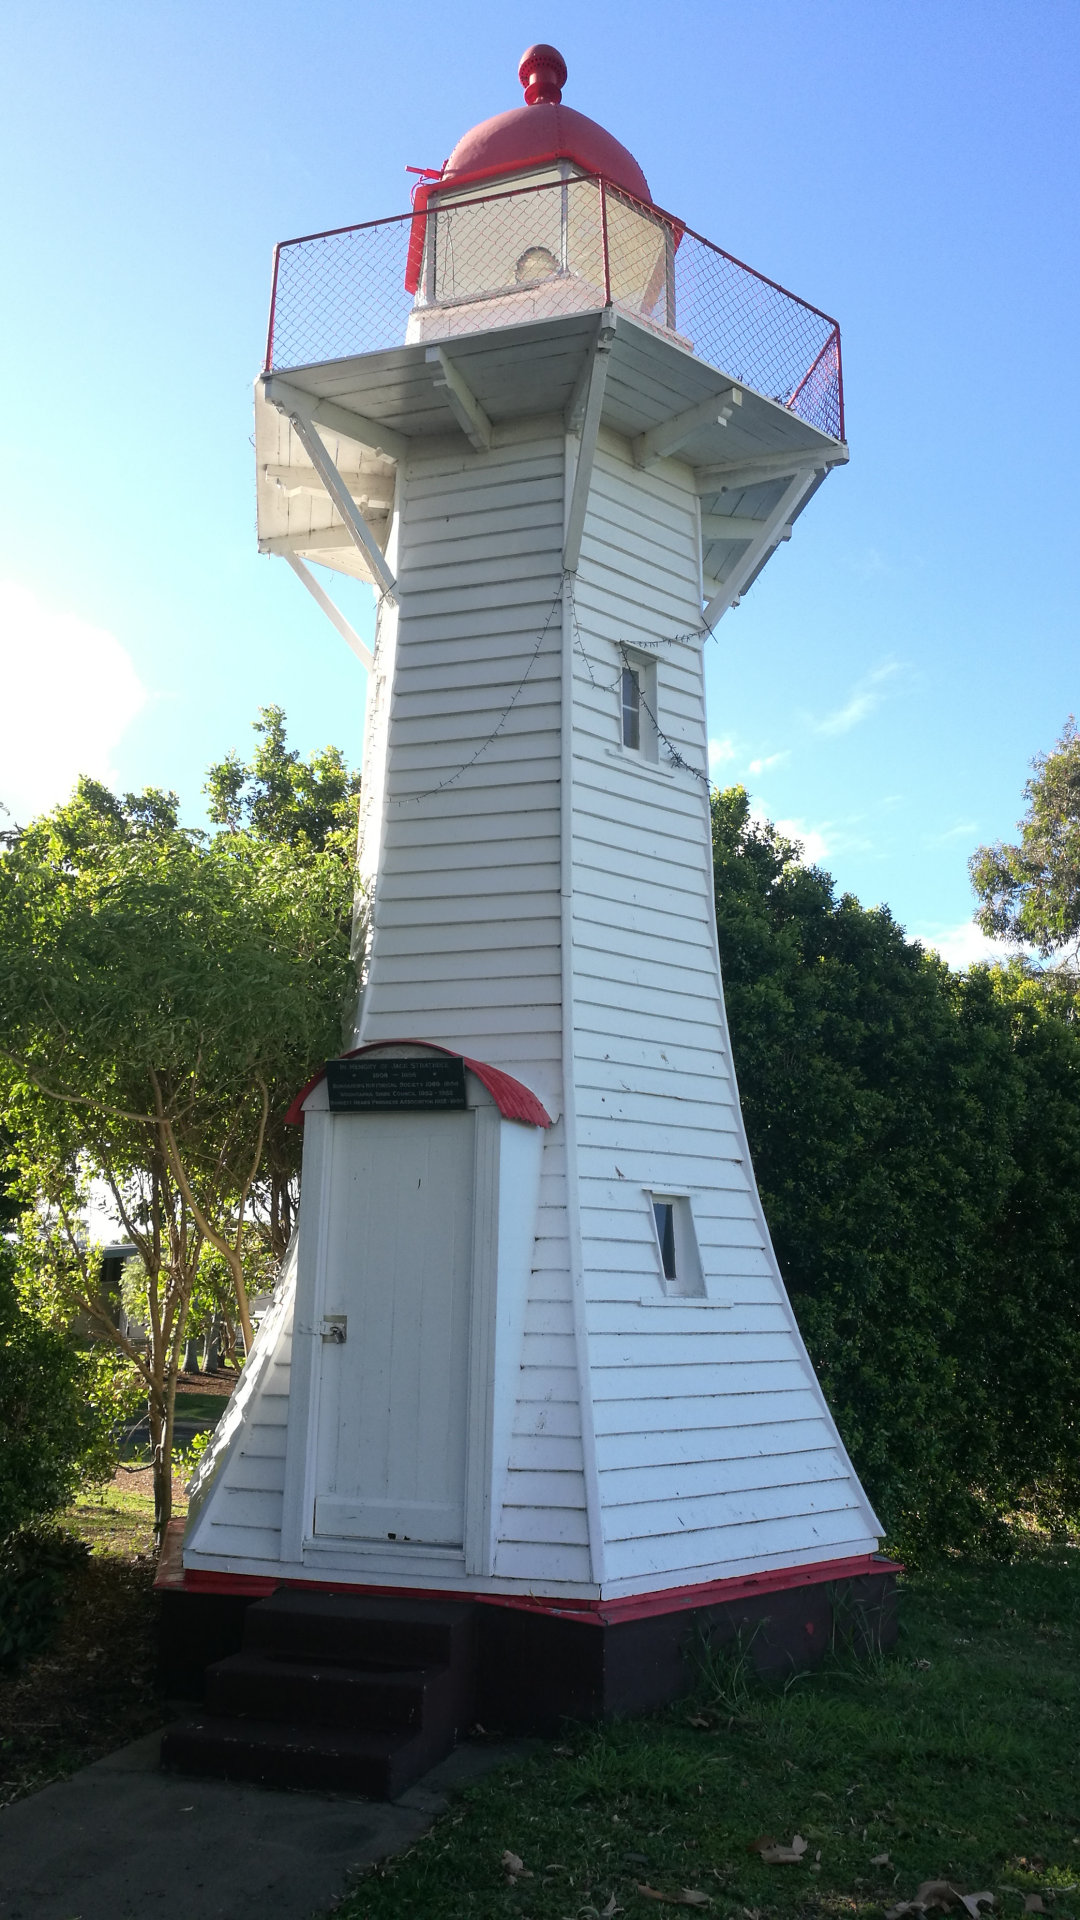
(0, 1052, 155, 1126)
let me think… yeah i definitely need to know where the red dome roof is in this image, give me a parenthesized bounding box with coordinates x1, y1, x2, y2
(440, 46, 651, 204)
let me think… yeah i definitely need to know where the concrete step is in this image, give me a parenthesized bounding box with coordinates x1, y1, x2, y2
(160, 1712, 441, 1800)
(204, 1652, 458, 1734)
(241, 1591, 476, 1674)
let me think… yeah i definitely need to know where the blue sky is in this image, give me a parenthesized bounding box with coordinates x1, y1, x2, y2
(2, 0, 1076, 966)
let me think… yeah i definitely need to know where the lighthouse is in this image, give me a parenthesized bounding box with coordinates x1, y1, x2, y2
(166, 48, 895, 1789)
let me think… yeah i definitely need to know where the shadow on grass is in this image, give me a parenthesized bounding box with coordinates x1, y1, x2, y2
(0, 1477, 183, 1808)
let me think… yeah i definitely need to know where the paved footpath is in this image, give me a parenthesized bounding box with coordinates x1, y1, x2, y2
(0, 1725, 522, 1920)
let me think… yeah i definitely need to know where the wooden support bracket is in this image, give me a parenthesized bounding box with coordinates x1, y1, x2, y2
(264, 464, 395, 511)
(700, 511, 780, 544)
(563, 314, 615, 575)
(701, 468, 817, 629)
(426, 347, 492, 452)
(633, 387, 742, 470)
(695, 447, 846, 495)
(266, 389, 397, 598)
(263, 377, 408, 464)
(284, 555, 376, 672)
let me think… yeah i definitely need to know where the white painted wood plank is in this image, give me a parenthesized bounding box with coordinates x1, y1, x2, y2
(499, 1505, 590, 1546)
(587, 1301, 788, 1336)
(248, 1394, 290, 1427)
(501, 1469, 588, 1510)
(598, 1450, 848, 1508)
(216, 1488, 284, 1526)
(369, 976, 561, 1015)
(385, 806, 561, 849)
(226, 1455, 289, 1494)
(576, 1117, 742, 1160)
(590, 1331, 794, 1369)
(602, 1508, 874, 1582)
(593, 1384, 818, 1434)
(238, 1429, 288, 1459)
(373, 915, 562, 953)
(507, 1433, 586, 1472)
(524, 1298, 575, 1336)
(512, 1400, 583, 1438)
(521, 1331, 578, 1369)
(592, 1358, 805, 1401)
(371, 946, 561, 985)
(605, 1479, 862, 1542)
(577, 1148, 759, 1190)
(595, 1418, 836, 1473)
(194, 1525, 282, 1558)
(493, 1541, 593, 1582)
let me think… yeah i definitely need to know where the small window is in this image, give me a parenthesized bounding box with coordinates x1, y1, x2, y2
(621, 666, 641, 750)
(648, 1192, 706, 1298)
(653, 1200, 677, 1279)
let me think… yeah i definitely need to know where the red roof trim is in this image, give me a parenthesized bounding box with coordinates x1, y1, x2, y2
(285, 1040, 552, 1130)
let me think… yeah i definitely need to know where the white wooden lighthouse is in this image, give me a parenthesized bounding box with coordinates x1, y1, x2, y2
(182, 46, 887, 1655)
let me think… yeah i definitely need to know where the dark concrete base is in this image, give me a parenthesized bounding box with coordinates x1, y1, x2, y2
(477, 1565, 898, 1731)
(159, 1560, 899, 1735)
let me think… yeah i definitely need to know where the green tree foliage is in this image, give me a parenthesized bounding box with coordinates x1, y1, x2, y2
(0, 726, 358, 1539)
(205, 706, 362, 1255)
(970, 717, 1080, 962)
(205, 703, 361, 851)
(0, 1239, 118, 1542)
(713, 787, 1080, 1553)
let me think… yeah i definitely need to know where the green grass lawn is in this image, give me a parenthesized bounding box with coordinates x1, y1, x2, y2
(338, 1549, 1079, 1920)
(174, 1390, 232, 1427)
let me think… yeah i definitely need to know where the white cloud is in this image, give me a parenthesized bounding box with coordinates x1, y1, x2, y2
(924, 819, 978, 847)
(748, 802, 831, 866)
(775, 816, 830, 865)
(0, 580, 148, 825)
(708, 736, 736, 769)
(816, 661, 900, 737)
(748, 750, 789, 775)
(915, 920, 1012, 971)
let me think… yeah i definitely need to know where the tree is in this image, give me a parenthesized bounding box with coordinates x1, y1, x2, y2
(970, 717, 1080, 963)
(0, 1238, 123, 1542)
(712, 786, 1080, 1552)
(0, 737, 357, 1539)
(205, 706, 362, 1256)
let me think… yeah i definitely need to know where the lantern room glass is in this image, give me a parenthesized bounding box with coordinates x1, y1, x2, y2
(405, 171, 680, 344)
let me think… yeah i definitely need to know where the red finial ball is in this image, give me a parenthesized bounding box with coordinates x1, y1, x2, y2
(518, 43, 567, 106)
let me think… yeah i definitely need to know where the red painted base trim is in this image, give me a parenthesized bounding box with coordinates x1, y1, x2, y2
(156, 1525, 900, 1625)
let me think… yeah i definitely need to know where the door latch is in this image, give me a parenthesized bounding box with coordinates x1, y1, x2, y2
(321, 1315, 347, 1344)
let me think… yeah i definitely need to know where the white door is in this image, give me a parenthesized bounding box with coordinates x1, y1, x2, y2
(312, 1110, 475, 1548)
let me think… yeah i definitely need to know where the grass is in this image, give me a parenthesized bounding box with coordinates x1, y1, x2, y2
(174, 1390, 231, 1426)
(335, 1548, 1080, 1920)
(0, 1469, 186, 1808)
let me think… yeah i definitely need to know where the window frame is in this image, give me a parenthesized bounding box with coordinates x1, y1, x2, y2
(615, 648, 659, 762)
(645, 1189, 706, 1299)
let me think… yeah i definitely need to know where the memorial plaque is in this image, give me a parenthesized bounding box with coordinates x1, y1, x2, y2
(325, 1055, 467, 1112)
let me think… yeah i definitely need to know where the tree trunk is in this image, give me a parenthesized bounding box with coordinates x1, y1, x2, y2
(223, 1247, 254, 1357)
(148, 1381, 173, 1546)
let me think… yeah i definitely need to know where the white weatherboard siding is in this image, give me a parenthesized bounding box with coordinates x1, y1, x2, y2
(565, 431, 877, 1592)
(185, 391, 880, 1597)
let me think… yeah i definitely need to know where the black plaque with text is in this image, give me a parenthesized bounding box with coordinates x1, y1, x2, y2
(325, 1055, 467, 1113)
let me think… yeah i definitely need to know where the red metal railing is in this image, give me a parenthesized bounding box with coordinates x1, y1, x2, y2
(264, 176, 844, 442)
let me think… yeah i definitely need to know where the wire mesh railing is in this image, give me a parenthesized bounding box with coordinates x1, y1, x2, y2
(265, 176, 843, 441)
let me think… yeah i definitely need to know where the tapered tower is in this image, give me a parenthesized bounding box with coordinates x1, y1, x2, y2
(173, 48, 894, 1753)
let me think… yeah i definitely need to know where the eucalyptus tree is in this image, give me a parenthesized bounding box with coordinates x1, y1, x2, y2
(0, 740, 358, 1539)
(971, 716, 1080, 966)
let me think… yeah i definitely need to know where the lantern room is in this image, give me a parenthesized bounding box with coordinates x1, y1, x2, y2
(404, 45, 681, 343)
